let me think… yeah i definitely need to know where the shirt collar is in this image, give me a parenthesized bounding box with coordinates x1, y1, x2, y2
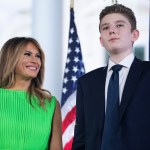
(107, 53, 134, 72)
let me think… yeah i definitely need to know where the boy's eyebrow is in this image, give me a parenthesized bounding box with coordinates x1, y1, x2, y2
(115, 20, 127, 24)
(100, 23, 109, 28)
(100, 20, 127, 28)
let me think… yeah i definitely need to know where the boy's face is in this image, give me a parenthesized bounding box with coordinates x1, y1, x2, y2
(99, 13, 139, 55)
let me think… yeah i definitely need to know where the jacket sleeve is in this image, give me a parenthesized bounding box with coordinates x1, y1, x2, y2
(72, 78, 85, 150)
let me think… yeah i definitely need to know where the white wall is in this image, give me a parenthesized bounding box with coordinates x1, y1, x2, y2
(0, 0, 31, 48)
(32, 0, 63, 101)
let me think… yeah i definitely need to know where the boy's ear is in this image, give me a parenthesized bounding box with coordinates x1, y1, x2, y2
(132, 29, 139, 42)
(100, 37, 104, 47)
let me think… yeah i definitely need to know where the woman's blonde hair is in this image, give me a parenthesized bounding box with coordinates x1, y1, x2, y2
(0, 37, 51, 106)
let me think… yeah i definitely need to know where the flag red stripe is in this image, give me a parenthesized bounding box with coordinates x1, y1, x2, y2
(62, 106, 76, 134)
(64, 137, 74, 150)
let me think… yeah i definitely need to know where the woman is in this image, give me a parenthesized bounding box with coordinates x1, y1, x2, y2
(0, 37, 62, 150)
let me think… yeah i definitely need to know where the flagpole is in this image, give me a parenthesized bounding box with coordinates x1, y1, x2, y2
(70, 0, 74, 8)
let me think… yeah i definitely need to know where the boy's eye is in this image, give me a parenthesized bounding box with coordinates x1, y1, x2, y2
(116, 24, 124, 28)
(102, 26, 109, 31)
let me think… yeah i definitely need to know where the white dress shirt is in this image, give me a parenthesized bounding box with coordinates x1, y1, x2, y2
(105, 53, 134, 110)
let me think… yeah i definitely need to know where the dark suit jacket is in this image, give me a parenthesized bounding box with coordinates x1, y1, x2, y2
(72, 57, 150, 150)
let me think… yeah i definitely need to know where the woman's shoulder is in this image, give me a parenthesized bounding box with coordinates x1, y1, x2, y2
(44, 96, 61, 118)
(49, 96, 60, 109)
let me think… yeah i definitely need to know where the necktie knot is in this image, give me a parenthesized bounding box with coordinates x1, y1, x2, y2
(111, 64, 123, 72)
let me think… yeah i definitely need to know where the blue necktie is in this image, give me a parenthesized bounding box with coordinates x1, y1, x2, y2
(101, 64, 123, 150)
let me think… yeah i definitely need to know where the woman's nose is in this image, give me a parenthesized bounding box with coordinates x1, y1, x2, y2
(31, 56, 38, 63)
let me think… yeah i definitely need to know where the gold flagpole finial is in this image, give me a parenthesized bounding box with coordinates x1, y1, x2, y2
(70, 0, 74, 8)
(112, 0, 118, 4)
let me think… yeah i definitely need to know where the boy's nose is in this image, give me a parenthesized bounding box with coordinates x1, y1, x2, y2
(109, 26, 116, 34)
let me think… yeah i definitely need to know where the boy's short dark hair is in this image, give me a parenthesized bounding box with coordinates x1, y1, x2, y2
(99, 4, 137, 32)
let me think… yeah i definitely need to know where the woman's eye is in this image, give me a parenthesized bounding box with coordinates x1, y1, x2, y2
(36, 54, 41, 59)
(24, 52, 31, 56)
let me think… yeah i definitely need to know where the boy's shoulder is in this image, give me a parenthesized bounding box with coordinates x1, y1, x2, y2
(79, 66, 107, 81)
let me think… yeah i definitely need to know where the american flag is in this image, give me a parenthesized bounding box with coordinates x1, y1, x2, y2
(61, 8, 85, 150)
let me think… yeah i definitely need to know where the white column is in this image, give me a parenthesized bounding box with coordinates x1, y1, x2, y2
(32, 0, 62, 101)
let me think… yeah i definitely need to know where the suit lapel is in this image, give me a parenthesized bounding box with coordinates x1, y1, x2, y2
(119, 58, 143, 122)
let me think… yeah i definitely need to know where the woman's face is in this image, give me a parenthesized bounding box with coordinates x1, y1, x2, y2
(15, 42, 41, 81)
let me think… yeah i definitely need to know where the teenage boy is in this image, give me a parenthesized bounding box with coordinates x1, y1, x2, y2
(72, 4, 150, 150)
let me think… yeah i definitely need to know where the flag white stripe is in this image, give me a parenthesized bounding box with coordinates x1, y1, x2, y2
(61, 91, 76, 120)
(62, 120, 75, 148)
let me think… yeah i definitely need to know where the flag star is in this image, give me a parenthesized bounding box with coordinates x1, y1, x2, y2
(75, 47, 80, 53)
(70, 28, 74, 34)
(71, 76, 77, 82)
(74, 56, 79, 63)
(65, 67, 69, 73)
(76, 38, 80, 43)
(68, 48, 72, 54)
(69, 38, 73, 44)
(64, 77, 68, 84)
(63, 87, 67, 94)
(66, 58, 71, 63)
(73, 66, 78, 73)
